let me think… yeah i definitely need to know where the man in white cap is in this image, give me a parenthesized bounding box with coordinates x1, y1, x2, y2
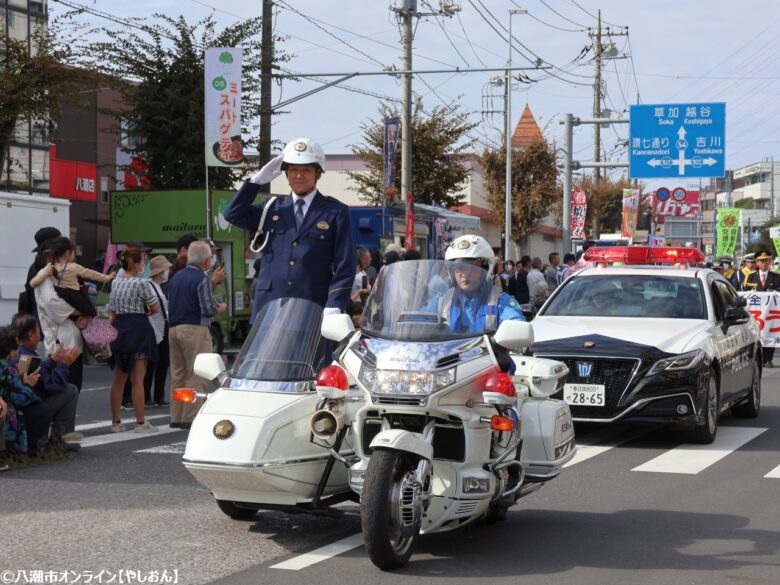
(224, 138, 356, 322)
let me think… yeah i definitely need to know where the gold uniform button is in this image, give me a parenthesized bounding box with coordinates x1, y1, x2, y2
(288, 280, 293, 286)
(289, 260, 295, 266)
(292, 242, 298, 247)
(320, 235, 325, 240)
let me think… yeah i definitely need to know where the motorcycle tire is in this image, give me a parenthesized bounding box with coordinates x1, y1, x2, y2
(216, 499, 259, 520)
(361, 449, 422, 570)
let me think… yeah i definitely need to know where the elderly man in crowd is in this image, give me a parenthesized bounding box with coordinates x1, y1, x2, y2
(167, 241, 226, 429)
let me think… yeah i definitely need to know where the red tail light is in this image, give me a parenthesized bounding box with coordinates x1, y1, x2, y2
(316, 365, 348, 391)
(491, 415, 514, 432)
(173, 388, 196, 403)
(485, 372, 516, 397)
(583, 246, 704, 266)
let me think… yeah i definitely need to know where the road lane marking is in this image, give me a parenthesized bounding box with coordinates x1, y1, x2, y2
(270, 533, 364, 570)
(764, 464, 780, 478)
(75, 415, 169, 432)
(564, 426, 654, 468)
(81, 385, 111, 393)
(134, 441, 187, 454)
(80, 426, 183, 448)
(632, 427, 768, 475)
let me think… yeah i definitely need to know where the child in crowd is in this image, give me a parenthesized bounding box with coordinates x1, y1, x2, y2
(30, 237, 115, 318)
(0, 325, 41, 458)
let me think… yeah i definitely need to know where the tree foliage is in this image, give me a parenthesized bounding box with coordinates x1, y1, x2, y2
(573, 175, 646, 237)
(480, 141, 559, 242)
(348, 99, 478, 207)
(72, 14, 289, 190)
(0, 22, 81, 188)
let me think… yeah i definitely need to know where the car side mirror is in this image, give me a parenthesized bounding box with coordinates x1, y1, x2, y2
(194, 353, 227, 382)
(732, 296, 747, 308)
(494, 320, 534, 351)
(722, 307, 750, 333)
(322, 313, 355, 342)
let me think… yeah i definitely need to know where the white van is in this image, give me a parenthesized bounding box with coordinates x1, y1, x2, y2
(0, 191, 70, 325)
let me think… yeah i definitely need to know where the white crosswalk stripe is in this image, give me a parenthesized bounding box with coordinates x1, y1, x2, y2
(75, 414, 169, 432)
(764, 464, 780, 479)
(134, 441, 187, 454)
(80, 426, 183, 448)
(564, 426, 653, 468)
(632, 427, 768, 475)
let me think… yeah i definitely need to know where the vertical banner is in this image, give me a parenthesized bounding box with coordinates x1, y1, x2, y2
(716, 208, 741, 256)
(205, 47, 244, 167)
(621, 188, 640, 238)
(404, 192, 415, 251)
(570, 188, 588, 240)
(770, 226, 780, 257)
(383, 116, 400, 205)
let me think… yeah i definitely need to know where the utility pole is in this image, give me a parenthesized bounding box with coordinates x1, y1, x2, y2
(400, 3, 413, 217)
(258, 0, 274, 195)
(590, 10, 603, 239)
(504, 8, 526, 261)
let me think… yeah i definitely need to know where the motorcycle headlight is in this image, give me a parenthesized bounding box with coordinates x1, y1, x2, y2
(358, 365, 456, 396)
(647, 349, 706, 376)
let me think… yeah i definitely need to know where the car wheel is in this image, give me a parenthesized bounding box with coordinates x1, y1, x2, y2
(216, 499, 259, 520)
(690, 368, 719, 444)
(733, 358, 761, 418)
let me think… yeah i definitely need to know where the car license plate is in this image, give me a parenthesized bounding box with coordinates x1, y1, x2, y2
(564, 383, 605, 406)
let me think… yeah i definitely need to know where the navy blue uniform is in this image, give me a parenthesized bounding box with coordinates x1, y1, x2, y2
(225, 181, 356, 321)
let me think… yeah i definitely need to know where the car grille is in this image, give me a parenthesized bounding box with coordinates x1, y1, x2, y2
(545, 356, 639, 419)
(372, 395, 427, 406)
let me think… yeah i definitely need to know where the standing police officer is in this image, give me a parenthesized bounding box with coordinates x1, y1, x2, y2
(224, 138, 356, 322)
(745, 250, 780, 367)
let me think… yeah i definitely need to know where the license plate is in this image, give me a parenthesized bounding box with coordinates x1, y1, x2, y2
(564, 383, 605, 406)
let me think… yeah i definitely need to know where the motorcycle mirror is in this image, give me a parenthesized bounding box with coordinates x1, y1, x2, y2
(493, 320, 534, 351)
(321, 313, 355, 343)
(194, 353, 227, 382)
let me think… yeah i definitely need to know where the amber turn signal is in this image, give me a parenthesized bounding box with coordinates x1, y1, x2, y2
(490, 415, 514, 432)
(173, 388, 197, 403)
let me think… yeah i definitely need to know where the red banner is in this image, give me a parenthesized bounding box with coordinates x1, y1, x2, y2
(571, 188, 587, 240)
(654, 187, 700, 217)
(404, 191, 415, 250)
(49, 145, 98, 202)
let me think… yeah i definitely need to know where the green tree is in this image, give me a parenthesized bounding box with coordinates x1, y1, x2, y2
(0, 22, 80, 189)
(348, 99, 478, 207)
(480, 141, 559, 243)
(73, 14, 289, 189)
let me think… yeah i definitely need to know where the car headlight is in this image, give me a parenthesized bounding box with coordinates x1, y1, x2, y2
(358, 365, 456, 396)
(647, 349, 706, 376)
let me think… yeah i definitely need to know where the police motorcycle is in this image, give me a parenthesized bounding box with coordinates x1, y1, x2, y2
(180, 297, 362, 519)
(317, 248, 576, 569)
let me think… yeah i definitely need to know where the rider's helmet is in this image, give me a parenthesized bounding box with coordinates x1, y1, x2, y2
(280, 137, 326, 172)
(445, 234, 497, 278)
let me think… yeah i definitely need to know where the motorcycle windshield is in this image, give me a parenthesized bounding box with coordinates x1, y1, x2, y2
(231, 297, 326, 382)
(359, 259, 499, 341)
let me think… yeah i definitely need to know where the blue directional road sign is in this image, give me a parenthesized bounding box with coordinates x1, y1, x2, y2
(629, 102, 725, 179)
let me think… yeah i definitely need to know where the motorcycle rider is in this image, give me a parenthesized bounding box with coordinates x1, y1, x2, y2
(423, 235, 525, 333)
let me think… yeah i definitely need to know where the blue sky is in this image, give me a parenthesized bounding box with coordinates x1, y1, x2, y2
(59, 1, 780, 190)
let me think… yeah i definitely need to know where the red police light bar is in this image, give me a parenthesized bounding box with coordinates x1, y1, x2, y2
(583, 246, 705, 266)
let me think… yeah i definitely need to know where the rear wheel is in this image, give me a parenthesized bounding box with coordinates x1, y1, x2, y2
(733, 358, 761, 418)
(690, 368, 719, 444)
(361, 449, 422, 570)
(216, 499, 259, 520)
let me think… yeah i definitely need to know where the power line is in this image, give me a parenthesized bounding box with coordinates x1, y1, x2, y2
(626, 33, 641, 103)
(568, 0, 623, 28)
(525, 10, 586, 34)
(275, 0, 387, 70)
(420, 0, 470, 67)
(535, 0, 588, 29)
(455, 11, 488, 67)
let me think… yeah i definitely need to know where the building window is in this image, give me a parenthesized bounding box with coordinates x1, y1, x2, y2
(120, 118, 142, 148)
(100, 176, 109, 204)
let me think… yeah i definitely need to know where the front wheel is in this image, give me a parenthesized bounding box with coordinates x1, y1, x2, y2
(361, 449, 423, 570)
(733, 358, 761, 418)
(690, 368, 719, 444)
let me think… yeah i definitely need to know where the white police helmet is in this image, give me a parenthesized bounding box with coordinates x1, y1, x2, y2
(445, 234, 497, 277)
(281, 137, 326, 172)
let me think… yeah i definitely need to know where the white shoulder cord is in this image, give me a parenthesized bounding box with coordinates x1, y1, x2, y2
(249, 196, 279, 253)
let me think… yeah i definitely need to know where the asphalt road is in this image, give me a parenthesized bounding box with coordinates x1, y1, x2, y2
(3, 363, 780, 585)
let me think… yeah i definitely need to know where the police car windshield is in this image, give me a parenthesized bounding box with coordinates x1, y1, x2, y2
(359, 259, 499, 341)
(542, 274, 706, 319)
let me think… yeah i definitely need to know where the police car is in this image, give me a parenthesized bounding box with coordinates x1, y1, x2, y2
(530, 246, 761, 444)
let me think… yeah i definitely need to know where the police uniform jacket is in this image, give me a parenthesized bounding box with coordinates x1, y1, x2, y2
(744, 269, 780, 292)
(224, 181, 356, 320)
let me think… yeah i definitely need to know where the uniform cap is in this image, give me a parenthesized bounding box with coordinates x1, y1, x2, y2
(756, 250, 773, 261)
